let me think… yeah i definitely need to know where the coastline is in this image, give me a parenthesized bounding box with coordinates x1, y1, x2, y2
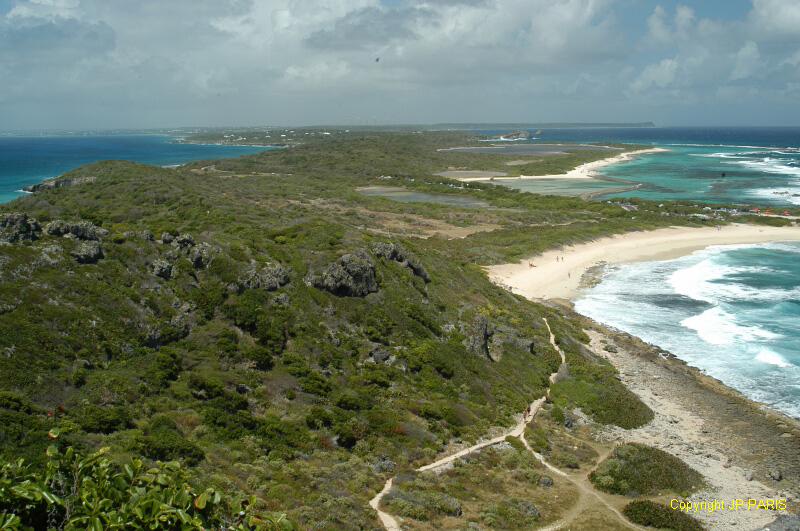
(487, 223, 800, 527)
(486, 223, 800, 301)
(580, 320, 800, 529)
(453, 147, 668, 182)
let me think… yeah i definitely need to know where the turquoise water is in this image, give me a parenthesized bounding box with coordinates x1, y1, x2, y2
(519, 128, 800, 418)
(600, 144, 800, 205)
(0, 134, 272, 203)
(575, 243, 800, 418)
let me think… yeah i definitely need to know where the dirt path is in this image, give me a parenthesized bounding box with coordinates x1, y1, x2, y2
(369, 318, 637, 530)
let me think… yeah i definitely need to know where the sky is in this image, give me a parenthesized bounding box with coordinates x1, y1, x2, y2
(1, 0, 799, 130)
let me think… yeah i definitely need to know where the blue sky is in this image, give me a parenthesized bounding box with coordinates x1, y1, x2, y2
(1, 0, 799, 129)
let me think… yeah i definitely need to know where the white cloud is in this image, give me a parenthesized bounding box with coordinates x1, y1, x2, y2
(631, 58, 678, 93)
(1, 0, 800, 128)
(730, 41, 760, 80)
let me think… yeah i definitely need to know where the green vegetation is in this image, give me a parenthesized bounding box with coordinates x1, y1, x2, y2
(0, 446, 291, 530)
(623, 500, 705, 531)
(0, 131, 726, 526)
(590, 443, 705, 497)
(382, 444, 572, 529)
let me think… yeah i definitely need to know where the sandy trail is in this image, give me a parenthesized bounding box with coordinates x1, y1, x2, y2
(487, 223, 800, 300)
(369, 318, 638, 531)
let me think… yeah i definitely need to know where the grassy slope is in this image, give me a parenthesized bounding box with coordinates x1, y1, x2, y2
(0, 131, 722, 527)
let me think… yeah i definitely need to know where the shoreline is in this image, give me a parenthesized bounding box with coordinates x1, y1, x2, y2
(486, 223, 800, 301)
(454, 147, 668, 182)
(582, 321, 800, 529)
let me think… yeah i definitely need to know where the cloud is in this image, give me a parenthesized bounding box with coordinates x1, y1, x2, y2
(730, 41, 760, 80)
(631, 58, 678, 93)
(1, 0, 800, 128)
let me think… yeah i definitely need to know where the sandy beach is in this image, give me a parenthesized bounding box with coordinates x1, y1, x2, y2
(453, 147, 668, 182)
(487, 223, 800, 301)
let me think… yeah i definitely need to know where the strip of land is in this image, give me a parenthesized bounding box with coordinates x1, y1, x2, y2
(453, 147, 668, 182)
(486, 223, 800, 300)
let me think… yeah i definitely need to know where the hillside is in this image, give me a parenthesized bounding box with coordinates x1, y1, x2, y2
(0, 131, 738, 528)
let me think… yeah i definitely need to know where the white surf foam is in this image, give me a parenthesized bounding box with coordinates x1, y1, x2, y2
(681, 307, 779, 346)
(755, 349, 792, 368)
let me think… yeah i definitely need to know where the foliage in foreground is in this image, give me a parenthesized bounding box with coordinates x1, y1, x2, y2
(623, 500, 705, 531)
(0, 446, 292, 530)
(590, 443, 704, 497)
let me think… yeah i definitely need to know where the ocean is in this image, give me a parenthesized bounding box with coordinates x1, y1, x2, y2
(520, 127, 800, 419)
(0, 134, 272, 204)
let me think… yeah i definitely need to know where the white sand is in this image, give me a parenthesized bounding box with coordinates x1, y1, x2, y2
(518, 147, 669, 180)
(487, 224, 800, 300)
(454, 147, 668, 182)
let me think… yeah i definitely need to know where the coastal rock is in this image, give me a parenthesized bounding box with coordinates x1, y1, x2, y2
(368, 345, 393, 365)
(152, 259, 174, 279)
(172, 233, 195, 249)
(238, 263, 291, 291)
(463, 314, 494, 360)
(71, 241, 103, 264)
(24, 175, 96, 193)
(189, 242, 218, 269)
(306, 251, 378, 297)
(0, 213, 41, 243)
(33, 244, 64, 268)
(372, 242, 431, 282)
(46, 220, 109, 241)
(488, 326, 535, 362)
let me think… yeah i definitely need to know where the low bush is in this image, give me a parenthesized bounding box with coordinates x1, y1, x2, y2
(74, 404, 132, 434)
(590, 443, 704, 497)
(623, 500, 704, 531)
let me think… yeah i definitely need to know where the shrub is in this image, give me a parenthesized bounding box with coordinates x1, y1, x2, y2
(74, 404, 132, 434)
(590, 443, 704, 497)
(246, 346, 274, 371)
(299, 372, 332, 396)
(623, 500, 704, 531)
(137, 415, 204, 465)
(0, 446, 293, 529)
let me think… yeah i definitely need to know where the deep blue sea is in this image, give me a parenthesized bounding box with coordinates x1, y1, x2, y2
(500, 127, 800, 418)
(0, 134, 270, 203)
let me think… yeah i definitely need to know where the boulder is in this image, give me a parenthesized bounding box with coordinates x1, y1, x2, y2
(463, 314, 493, 359)
(538, 475, 554, 488)
(768, 469, 783, 481)
(71, 241, 103, 264)
(152, 259, 173, 279)
(161, 232, 174, 244)
(372, 242, 430, 282)
(172, 233, 195, 249)
(368, 346, 393, 364)
(189, 242, 218, 269)
(0, 213, 41, 243)
(307, 251, 377, 297)
(46, 220, 108, 241)
(238, 263, 291, 291)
